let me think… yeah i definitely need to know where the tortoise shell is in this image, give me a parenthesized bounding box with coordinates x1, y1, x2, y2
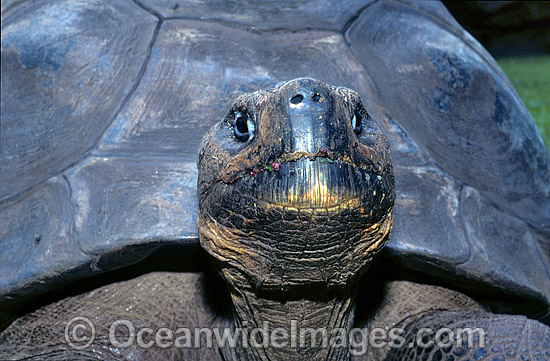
(1, 0, 549, 324)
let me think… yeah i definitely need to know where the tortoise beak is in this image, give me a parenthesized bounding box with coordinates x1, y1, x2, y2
(280, 78, 350, 157)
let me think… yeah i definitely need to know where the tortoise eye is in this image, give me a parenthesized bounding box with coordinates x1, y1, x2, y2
(352, 108, 363, 134)
(351, 102, 370, 134)
(233, 111, 255, 141)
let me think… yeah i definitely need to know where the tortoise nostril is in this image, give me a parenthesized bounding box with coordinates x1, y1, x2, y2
(290, 94, 304, 105)
(312, 93, 322, 102)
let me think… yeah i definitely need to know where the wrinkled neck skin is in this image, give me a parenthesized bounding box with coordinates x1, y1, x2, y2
(220, 270, 358, 361)
(198, 202, 392, 360)
(197, 184, 393, 360)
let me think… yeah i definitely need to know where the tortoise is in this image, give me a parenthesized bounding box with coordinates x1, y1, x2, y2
(1, 0, 549, 360)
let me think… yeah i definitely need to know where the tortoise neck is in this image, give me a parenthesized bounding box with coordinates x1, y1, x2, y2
(221, 273, 356, 361)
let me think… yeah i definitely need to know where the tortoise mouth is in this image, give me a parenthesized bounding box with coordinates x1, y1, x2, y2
(234, 157, 381, 210)
(199, 155, 393, 289)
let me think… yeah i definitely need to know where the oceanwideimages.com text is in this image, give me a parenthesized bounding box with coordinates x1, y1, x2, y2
(65, 316, 485, 355)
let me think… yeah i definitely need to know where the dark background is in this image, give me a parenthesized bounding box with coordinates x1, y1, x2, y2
(442, 1, 550, 57)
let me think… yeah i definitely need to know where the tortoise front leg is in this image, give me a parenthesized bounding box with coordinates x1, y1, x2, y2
(0, 272, 228, 361)
(385, 309, 549, 361)
(357, 281, 550, 361)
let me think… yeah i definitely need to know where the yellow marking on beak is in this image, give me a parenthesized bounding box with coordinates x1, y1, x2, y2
(286, 181, 361, 209)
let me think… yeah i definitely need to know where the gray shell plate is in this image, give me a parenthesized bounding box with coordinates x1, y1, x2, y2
(1, 0, 549, 322)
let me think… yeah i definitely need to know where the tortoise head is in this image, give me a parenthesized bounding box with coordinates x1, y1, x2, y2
(197, 78, 394, 358)
(198, 77, 394, 290)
